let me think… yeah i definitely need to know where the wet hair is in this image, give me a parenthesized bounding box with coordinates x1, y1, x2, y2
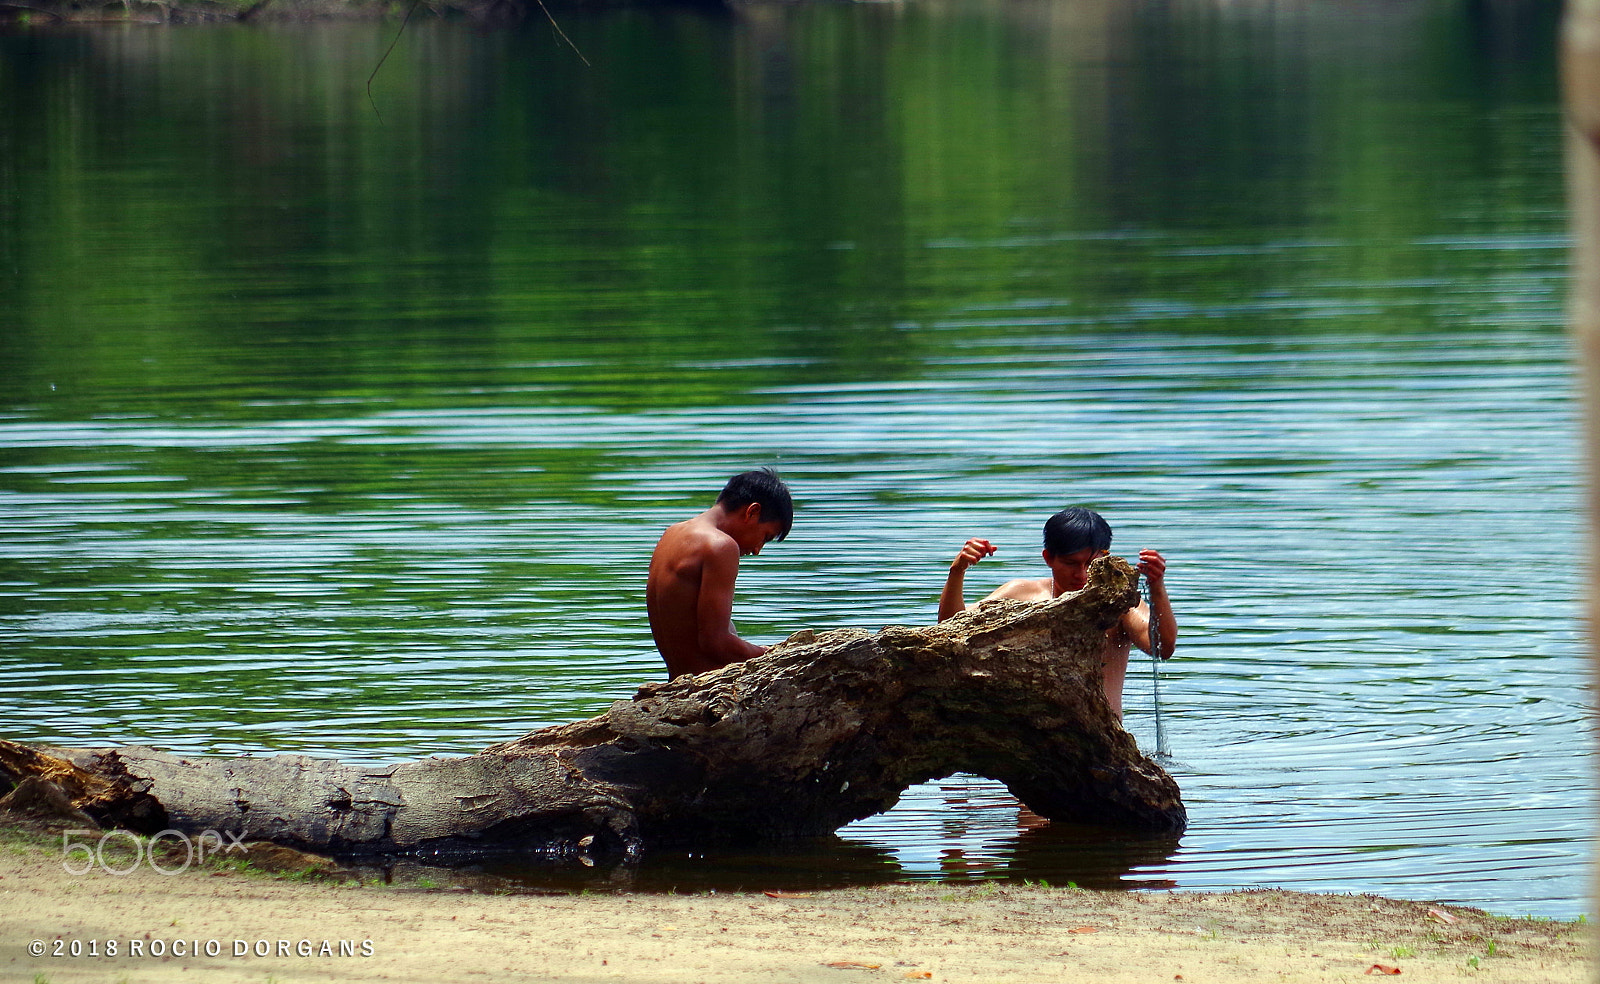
(1042, 506, 1112, 557)
(716, 468, 794, 539)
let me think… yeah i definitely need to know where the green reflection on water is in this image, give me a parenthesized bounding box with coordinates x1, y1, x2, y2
(0, 0, 1562, 421)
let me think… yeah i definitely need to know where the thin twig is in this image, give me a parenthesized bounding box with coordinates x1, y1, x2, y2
(366, 0, 586, 124)
(366, 0, 424, 125)
(535, 0, 589, 67)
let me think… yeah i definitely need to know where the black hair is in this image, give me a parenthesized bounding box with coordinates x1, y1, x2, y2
(1042, 506, 1112, 557)
(716, 468, 794, 539)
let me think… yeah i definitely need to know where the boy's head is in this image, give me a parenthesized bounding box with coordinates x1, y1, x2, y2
(1041, 506, 1112, 593)
(717, 468, 794, 540)
(1042, 506, 1112, 558)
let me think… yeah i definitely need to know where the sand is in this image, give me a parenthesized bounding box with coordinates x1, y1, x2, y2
(1, 822, 1590, 984)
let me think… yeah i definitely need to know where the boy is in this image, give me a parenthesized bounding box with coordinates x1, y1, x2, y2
(647, 469, 794, 679)
(937, 506, 1175, 718)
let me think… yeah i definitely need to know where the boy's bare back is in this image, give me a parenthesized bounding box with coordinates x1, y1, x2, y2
(647, 516, 749, 678)
(645, 470, 793, 679)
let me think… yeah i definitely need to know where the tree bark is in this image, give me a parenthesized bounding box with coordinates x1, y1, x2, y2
(0, 555, 1185, 861)
(1561, 0, 1600, 925)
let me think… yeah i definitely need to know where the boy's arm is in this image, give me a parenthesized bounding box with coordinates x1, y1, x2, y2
(1131, 549, 1177, 659)
(939, 538, 996, 620)
(696, 538, 767, 665)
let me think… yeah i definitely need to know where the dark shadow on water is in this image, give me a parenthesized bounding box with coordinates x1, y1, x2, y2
(340, 820, 1183, 895)
(344, 838, 907, 895)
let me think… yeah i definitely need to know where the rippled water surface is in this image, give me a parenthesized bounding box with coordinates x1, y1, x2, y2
(0, 0, 1588, 918)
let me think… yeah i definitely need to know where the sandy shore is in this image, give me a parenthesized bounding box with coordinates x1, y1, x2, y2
(1, 821, 1590, 984)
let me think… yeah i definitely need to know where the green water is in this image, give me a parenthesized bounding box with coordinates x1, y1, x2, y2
(0, 0, 1588, 916)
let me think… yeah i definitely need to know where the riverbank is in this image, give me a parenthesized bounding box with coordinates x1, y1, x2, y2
(0, 0, 690, 28)
(0, 819, 1589, 984)
(1, 0, 386, 25)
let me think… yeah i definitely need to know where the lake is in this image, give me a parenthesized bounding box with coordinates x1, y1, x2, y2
(0, 0, 1589, 918)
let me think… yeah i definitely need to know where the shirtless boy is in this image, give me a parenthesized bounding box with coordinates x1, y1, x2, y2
(937, 506, 1175, 718)
(647, 469, 794, 679)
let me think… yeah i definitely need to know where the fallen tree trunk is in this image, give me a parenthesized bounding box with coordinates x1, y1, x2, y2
(0, 555, 1185, 861)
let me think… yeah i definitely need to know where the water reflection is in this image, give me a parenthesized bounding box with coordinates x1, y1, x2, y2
(861, 778, 1183, 892)
(343, 775, 1184, 895)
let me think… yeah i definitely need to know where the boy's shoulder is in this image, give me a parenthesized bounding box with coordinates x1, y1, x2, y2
(662, 513, 729, 546)
(984, 577, 1055, 603)
(652, 514, 735, 568)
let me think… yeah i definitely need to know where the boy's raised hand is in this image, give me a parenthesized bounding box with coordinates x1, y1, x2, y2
(951, 538, 998, 572)
(1136, 548, 1167, 584)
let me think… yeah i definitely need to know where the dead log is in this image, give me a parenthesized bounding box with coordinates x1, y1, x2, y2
(0, 554, 1185, 861)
